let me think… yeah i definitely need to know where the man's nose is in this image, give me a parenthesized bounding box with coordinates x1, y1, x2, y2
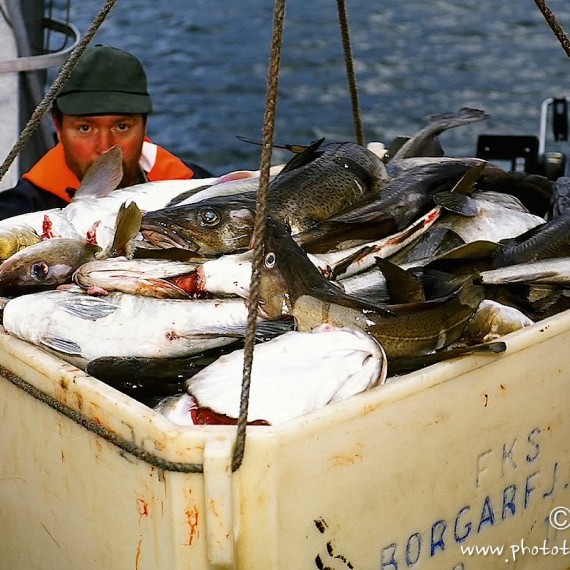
(95, 130, 115, 154)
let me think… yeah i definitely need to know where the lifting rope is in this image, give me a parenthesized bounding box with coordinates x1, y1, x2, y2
(232, 0, 364, 471)
(232, 0, 287, 472)
(337, 0, 365, 146)
(534, 0, 570, 58)
(0, 0, 119, 184)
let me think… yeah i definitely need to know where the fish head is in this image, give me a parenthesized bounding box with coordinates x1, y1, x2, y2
(0, 238, 100, 295)
(257, 246, 293, 320)
(140, 195, 256, 256)
(257, 218, 342, 319)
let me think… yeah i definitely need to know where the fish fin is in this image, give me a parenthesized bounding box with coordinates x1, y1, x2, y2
(104, 201, 143, 258)
(182, 320, 295, 342)
(433, 192, 480, 216)
(374, 257, 426, 303)
(390, 108, 489, 161)
(73, 146, 124, 199)
(60, 296, 119, 320)
(454, 162, 486, 193)
(276, 138, 326, 173)
(388, 340, 506, 374)
(432, 162, 487, 215)
(401, 227, 465, 262)
(431, 240, 500, 261)
(317, 289, 394, 316)
(331, 244, 376, 280)
(237, 136, 325, 174)
(237, 134, 323, 157)
(40, 335, 82, 355)
(236, 135, 311, 154)
(412, 268, 476, 300)
(254, 319, 296, 340)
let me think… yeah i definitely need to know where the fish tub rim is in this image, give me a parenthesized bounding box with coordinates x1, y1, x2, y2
(0, 309, 567, 471)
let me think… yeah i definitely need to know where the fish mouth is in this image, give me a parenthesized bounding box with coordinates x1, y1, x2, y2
(140, 224, 199, 251)
(257, 298, 274, 320)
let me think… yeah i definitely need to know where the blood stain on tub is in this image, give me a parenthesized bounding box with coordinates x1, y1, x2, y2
(186, 506, 199, 545)
(137, 498, 149, 517)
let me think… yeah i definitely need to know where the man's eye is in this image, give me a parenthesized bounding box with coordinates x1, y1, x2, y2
(78, 125, 91, 133)
(116, 124, 129, 132)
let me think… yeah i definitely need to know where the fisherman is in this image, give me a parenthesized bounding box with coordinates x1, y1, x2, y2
(0, 44, 212, 221)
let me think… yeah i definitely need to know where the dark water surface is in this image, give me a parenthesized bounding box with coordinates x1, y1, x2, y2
(56, 0, 570, 174)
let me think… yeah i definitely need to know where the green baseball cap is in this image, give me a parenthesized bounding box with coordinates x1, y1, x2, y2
(56, 45, 152, 115)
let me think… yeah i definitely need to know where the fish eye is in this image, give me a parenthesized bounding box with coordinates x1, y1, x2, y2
(264, 252, 276, 268)
(198, 208, 220, 227)
(31, 261, 49, 281)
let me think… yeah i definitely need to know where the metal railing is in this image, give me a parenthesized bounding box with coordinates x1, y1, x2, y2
(0, 16, 80, 75)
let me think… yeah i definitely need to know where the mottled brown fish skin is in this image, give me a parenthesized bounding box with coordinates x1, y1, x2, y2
(258, 218, 485, 359)
(269, 142, 389, 233)
(493, 211, 570, 267)
(140, 141, 388, 256)
(291, 279, 484, 360)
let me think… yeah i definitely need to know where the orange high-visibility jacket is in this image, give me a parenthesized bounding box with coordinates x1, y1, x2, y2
(22, 140, 195, 202)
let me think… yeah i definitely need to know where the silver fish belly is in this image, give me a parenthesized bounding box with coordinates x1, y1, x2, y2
(2, 289, 252, 367)
(185, 324, 387, 425)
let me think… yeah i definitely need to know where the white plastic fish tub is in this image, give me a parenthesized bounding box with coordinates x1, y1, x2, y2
(0, 311, 569, 570)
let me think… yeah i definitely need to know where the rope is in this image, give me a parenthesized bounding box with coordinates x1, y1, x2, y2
(336, 0, 365, 146)
(0, 365, 204, 473)
(534, 0, 570, 58)
(0, 0, 119, 184)
(232, 0, 287, 472)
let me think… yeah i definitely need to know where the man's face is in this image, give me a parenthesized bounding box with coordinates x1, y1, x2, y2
(55, 114, 146, 188)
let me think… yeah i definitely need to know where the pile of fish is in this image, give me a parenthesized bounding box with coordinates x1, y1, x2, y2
(1, 107, 569, 426)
